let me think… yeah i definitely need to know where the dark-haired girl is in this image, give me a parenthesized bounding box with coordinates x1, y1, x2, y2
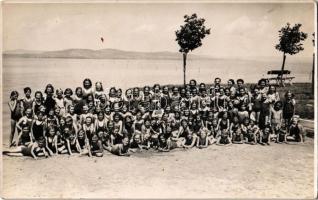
(283, 91, 296, 127)
(31, 112, 46, 143)
(74, 87, 84, 115)
(16, 108, 33, 143)
(44, 84, 56, 115)
(32, 91, 44, 116)
(82, 78, 93, 100)
(8, 91, 22, 146)
(64, 88, 74, 111)
(22, 87, 33, 112)
(55, 88, 66, 116)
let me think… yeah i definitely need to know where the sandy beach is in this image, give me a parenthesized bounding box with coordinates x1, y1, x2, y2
(2, 139, 314, 199)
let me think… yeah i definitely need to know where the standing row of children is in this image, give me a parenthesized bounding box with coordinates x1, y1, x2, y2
(3, 77, 306, 159)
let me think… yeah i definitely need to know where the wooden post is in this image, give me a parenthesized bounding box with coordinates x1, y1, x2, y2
(183, 53, 187, 86)
(280, 53, 286, 86)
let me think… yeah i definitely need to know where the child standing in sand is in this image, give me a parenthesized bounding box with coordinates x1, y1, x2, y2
(73, 87, 84, 115)
(283, 91, 296, 127)
(270, 101, 283, 135)
(64, 88, 74, 111)
(8, 91, 22, 147)
(22, 87, 33, 112)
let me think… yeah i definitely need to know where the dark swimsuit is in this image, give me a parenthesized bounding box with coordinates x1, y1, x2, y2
(219, 119, 228, 130)
(96, 120, 107, 133)
(32, 121, 44, 141)
(11, 101, 22, 121)
(289, 125, 301, 142)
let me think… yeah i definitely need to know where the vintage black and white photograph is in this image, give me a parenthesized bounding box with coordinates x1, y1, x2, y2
(1, 1, 316, 199)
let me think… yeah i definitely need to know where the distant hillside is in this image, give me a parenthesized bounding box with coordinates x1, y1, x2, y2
(3, 48, 214, 60)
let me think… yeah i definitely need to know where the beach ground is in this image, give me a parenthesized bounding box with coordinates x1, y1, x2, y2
(1, 138, 314, 199)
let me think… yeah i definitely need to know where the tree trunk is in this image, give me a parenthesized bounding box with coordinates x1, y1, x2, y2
(312, 53, 315, 95)
(183, 53, 187, 86)
(280, 53, 286, 86)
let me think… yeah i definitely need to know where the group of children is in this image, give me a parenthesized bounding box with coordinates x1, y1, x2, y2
(3, 78, 306, 159)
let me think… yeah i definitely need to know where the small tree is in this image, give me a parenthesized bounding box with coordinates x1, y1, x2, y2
(175, 13, 210, 86)
(275, 23, 307, 86)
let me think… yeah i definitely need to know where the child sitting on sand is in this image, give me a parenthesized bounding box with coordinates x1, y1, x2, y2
(46, 126, 58, 155)
(90, 134, 103, 157)
(216, 129, 232, 146)
(288, 117, 305, 142)
(3, 136, 49, 160)
(276, 122, 288, 143)
(196, 128, 209, 148)
(105, 137, 130, 156)
(232, 128, 244, 144)
(260, 126, 271, 145)
(77, 129, 92, 157)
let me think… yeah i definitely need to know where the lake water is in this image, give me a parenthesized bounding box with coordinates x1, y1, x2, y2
(2, 57, 312, 144)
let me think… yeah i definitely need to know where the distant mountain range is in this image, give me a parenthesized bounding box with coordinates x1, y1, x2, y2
(3, 48, 214, 60)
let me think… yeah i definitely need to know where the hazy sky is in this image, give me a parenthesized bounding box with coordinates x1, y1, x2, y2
(3, 3, 315, 58)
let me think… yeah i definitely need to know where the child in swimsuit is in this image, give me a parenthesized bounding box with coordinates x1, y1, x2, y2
(3, 137, 49, 160)
(216, 129, 232, 146)
(94, 82, 105, 104)
(16, 126, 32, 146)
(105, 137, 130, 156)
(196, 128, 209, 148)
(283, 91, 296, 128)
(158, 134, 170, 152)
(64, 88, 74, 111)
(245, 128, 257, 145)
(22, 87, 33, 112)
(90, 134, 103, 157)
(73, 87, 84, 115)
(260, 126, 271, 145)
(55, 89, 66, 117)
(83, 116, 95, 142)
(79, 105, 93, 125)
(16, 108, 33, 144)
(182, 132, 197, 149)
(32, 91, 44, 117)
(82, 78, 94, 100)
(8, 91, 22, 146)
(31, 111, 45, 142)
(129, 133, 143, 152)
(94, 111, 107, 133)
(46, 126, 58, 155)
(77, 129, 92, 157)
(271, 101, 283, 136)
(288, 117, 305, 142)
(232, 128, 244, 144)
(276, 122, 287, 143)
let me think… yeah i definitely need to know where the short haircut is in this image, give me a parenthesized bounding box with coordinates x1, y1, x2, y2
(23, 87, 32, 94)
